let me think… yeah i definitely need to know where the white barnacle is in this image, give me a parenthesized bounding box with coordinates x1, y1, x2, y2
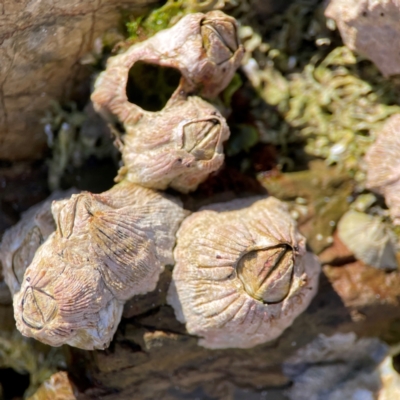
(91, 11, 243, 193)
(115, 96, 230, 193)
(13, 182, 188, 350)
(167, 197, 320, 349)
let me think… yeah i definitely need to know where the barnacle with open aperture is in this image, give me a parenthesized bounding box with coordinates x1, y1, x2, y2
(13, 182, 187, 350)
(365, 114, 400, 226)
(167, 196, 320, 349)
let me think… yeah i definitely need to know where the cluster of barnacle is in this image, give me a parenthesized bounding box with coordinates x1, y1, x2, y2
(0, 11, 322, 351)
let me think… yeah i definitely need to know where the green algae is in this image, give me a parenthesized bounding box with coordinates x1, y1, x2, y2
(125, 0, 224, 43)
(238, 0, 400, 180)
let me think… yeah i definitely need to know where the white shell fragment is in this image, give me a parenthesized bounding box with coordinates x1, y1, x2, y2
(325, 0, 400, 77)
(115, 96, 230, 193)
(14, 182, 187, 350)
(337, 210, 398, 271)
(365, 114, 400, 225)
(167, 197, 321, 349)
(91, 11, 243, 193)
(0, 189, 77, 296)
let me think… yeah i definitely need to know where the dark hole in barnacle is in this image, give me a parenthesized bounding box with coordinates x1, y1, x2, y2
(126, 61, 181, 112)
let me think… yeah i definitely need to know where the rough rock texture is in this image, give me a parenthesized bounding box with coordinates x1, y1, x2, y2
(283, 332, 387, 400)
(168, 196, 321, 349)
(28, 371, 77, 400)
(325, 0, 400, 77)
(0, 0, 154, 161)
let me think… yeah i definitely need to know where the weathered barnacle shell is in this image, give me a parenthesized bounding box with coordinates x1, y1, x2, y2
(115, 96, 229, 192)
(91, 11, 242, 193)
(92, 11, 243, 121)
(167, 197, 320, 349)
(0, 189, 77, 296)
(325, 0, 400, 77)
(14, 182, 187, 349)
(337, 210, 398, 271)
(365, 114, 400, 225)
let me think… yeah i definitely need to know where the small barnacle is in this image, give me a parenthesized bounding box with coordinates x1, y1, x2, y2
(14, 182, 187, 349)
(337, 210, 398, 271)
(0, 189, 77, 296)
(365, 114, 400, 225)
(116, 96, 229, 193)
(167, 197, 320, 349)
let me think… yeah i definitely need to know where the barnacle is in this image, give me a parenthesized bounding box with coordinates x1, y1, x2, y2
(92, 11, 243, 118)
(13, 182, 187, 349)
(167, 196, 320, 349)
(0, 189, 77, 296)
(115, 96, 229, 192)
(365, 114, 400, 226)
(325, 0, 400, 77)
(92, 11, 242, 192)
(337, 210, 398, 270)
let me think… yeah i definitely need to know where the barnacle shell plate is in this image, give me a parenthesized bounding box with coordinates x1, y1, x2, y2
(0, 189, 77, 296)
(337, 210, 398, 270)
(167, 197, 320, 349)
(117, 96, 230, 193)
(14, 182, 187, 349)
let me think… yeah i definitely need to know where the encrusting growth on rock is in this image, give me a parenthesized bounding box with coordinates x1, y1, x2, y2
(91, 11, 243, 193)
(167, 197, 320, 349)
(365, 114, 400, 226)
(13, 182, 187, 350)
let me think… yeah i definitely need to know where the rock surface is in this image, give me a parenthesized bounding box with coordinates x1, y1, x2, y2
(0, 0, 153, 161)
(325, 0, 400, 77)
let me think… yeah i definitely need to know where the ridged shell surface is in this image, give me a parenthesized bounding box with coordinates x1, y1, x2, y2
(167, 197, 320, 349)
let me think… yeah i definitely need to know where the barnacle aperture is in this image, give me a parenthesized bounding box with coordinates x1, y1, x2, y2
(0, 189, 77, 296)
(167, 197, 320, 349)
(91, 11, 242, 193)
(365, 114, 400, 225)
(14, 182, 187, 350)
(115, 96, 229, 192)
